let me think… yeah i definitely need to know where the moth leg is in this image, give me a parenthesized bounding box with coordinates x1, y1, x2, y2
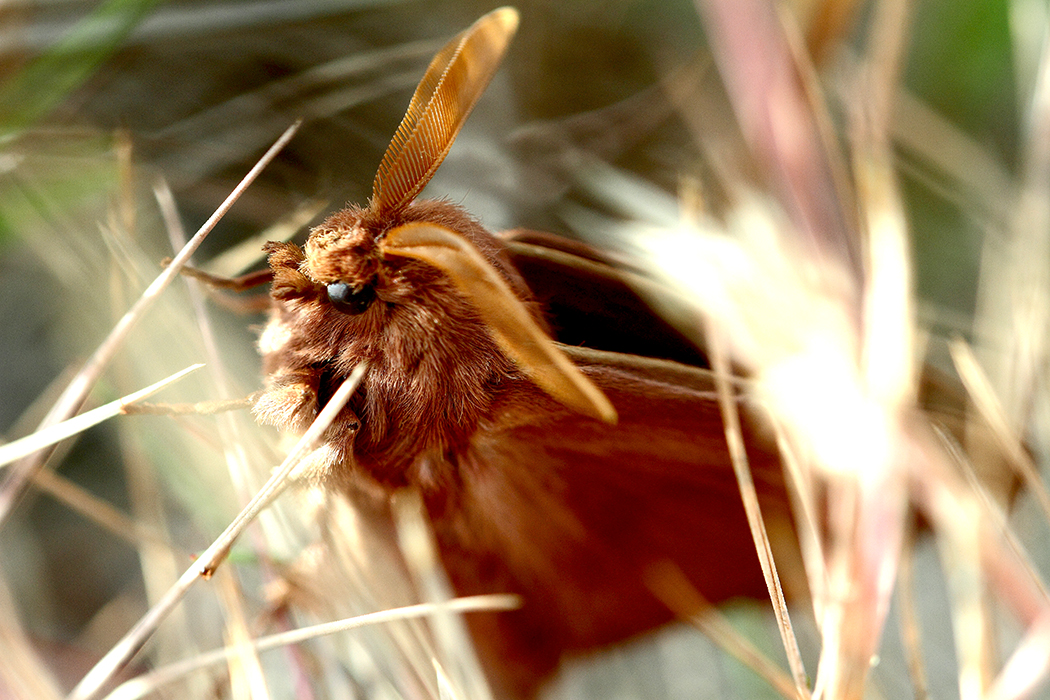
(161, 258, 274, 312)
(193, 289, 272, 314)
(166, 262, 274, 292)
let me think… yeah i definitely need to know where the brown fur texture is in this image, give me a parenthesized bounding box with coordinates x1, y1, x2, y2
(255, 199, 535, 485)
(255, 197, 793, 698)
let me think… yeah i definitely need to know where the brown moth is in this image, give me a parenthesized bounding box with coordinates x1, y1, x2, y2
(246, 7, 791, 698)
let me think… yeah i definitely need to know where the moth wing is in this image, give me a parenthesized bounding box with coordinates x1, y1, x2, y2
(371, 7, 519, 214)
(425, 349, 794, 696)
(502, 229, 709, 366)
(503, 232, 1016, 504)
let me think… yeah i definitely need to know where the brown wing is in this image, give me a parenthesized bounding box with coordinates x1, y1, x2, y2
(503, 230, 709, 367)
(418, 349, 794, 698)
(504, 231, 1014, 507)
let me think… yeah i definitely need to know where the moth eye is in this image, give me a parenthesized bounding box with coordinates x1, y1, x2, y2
(326, 281, 375, 315)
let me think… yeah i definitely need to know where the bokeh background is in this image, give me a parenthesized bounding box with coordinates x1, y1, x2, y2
(0, 0, 1037, 698)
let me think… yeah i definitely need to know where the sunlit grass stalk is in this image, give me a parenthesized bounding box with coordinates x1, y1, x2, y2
(68, 364, 366, 700)
(0, 120, 300, 526)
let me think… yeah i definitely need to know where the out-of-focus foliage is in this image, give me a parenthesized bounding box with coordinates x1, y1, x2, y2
(0, 0, 1032, 698)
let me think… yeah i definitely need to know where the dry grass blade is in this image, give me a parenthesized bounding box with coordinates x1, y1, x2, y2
(950, 338, 1050, 520)
(936, 491, 992, 700)
(120, 397, 257, 416)
(945, 4, 1050, 696)
(0, 364, 203, 468)
(0, 119, 301, 526)
(66, 364, 365, 700)
(708, 328, 809, 697)
(987, 611, 1050, 700)
(435, 659, 461, 700)
(153, 172, 266, 696)
(393, 492, 495, 700)
(770, 419, 827, 622)
(602, 2, 937, 698)
(693, 0, 857, 274)
(215, 567, 267, 700)
(911, 440, 1050, 700)
(646, 560, 800, 699)
(103, 595, 519, 700)
(806, 0, 917, 675)
(896, 528, 930, 700)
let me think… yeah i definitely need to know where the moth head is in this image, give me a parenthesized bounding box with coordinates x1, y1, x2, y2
(294, 199, 514, 316)
(302, 207, 382, 315)
(283, 4, 523, 322)
(258, 6, 615, 432)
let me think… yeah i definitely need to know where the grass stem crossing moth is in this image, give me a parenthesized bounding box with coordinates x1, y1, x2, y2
(196, 7, 795, 697)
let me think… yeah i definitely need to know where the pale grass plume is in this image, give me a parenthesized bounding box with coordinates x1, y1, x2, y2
(2, 1, 1047, 699)
(567, 1, 1050, 699)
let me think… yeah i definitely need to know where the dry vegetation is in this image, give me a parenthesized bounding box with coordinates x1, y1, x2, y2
(1, 1, 1048, 699)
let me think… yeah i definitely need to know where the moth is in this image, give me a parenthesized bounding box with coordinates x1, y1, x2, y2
(224, 7, 792, 698)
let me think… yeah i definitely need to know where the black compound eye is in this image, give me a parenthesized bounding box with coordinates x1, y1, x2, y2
(326, 281, 375, 315)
